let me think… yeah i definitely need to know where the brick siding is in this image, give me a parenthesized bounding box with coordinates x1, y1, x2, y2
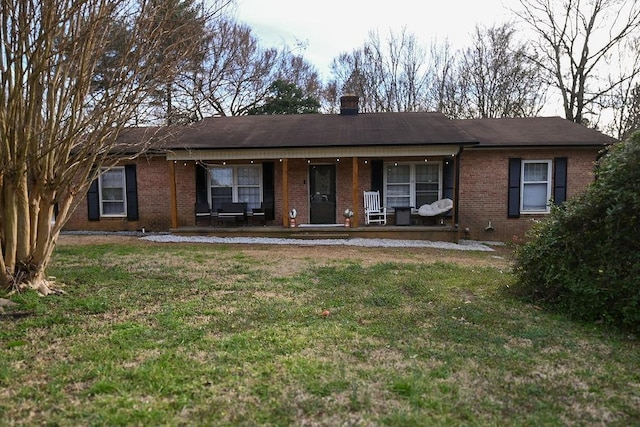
(458, 148, 600, 241)
(64, 149, 601, 242)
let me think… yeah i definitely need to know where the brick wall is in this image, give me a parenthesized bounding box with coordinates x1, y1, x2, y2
(64, 149, 602, 241)
(65, 156, 173, 232)
(458, 148, 600, 242)
(173, 160, 196, 227)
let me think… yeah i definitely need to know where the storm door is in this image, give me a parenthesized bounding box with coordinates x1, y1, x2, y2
(309, 165, 336, 224)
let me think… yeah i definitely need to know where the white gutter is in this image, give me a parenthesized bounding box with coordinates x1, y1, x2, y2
(166, 145, 461, 161)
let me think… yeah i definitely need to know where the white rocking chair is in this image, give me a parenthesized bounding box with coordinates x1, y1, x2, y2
(363, 191, 387, 225)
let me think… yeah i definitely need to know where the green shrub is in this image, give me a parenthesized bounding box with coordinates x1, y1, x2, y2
(512, 133, 640, 331)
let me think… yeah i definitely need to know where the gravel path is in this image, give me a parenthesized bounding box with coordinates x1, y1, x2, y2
(139, 234, 495, 251)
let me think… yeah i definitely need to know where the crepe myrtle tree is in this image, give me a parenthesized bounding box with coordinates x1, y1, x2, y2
(0, 0, 227, 295)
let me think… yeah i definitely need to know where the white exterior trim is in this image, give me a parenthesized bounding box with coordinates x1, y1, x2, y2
(166, 145, 460, 161)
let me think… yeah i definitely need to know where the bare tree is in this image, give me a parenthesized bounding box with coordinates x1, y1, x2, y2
(0, 0, 228, 294)
(602, 37, 640, 139)
(426, 39, 464, 118)
(515, 0, 640, 124)
(330, 28, 430, 112)
(457, 23, 546, 118)
(175, 18, 322, 117)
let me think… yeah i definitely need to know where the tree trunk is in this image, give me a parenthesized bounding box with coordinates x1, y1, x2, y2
(3, 183, 19, 278)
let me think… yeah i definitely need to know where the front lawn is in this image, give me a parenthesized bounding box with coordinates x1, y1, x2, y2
(1, 237, 638, 425)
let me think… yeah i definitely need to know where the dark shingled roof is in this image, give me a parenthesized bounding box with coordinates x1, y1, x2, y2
(454, 117, 617, 147)
(161, 112, 477, 150)
(119, 114, 617, 152)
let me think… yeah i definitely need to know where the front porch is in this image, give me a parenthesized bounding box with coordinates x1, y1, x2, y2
(172, 223, 460, 243)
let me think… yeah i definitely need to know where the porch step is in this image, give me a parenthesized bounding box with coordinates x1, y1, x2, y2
(292, 232, 350, 240)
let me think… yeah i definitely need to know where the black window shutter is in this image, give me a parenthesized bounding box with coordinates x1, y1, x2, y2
(125, 165, 139, 221)
(370, 160, 384, 199)
(87, 178, 100, 221)
(195, 163, 208, 204)
(508, 158, 521, 218)
(554, 157, 568, 205)
(262, 162, 275, 220)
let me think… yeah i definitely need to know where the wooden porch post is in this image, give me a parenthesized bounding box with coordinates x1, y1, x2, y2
(352, 157, 359, 228)
(282, 159, 289, 227)
(169, 160, 178, 229)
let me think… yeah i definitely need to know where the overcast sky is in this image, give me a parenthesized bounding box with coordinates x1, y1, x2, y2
(233, 0, 515, 79)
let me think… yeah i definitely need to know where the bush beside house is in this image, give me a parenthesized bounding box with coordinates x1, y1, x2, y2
(512, 133, 640, 331)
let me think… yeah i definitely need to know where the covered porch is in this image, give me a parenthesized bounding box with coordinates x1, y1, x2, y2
(167, 143, 463, 240)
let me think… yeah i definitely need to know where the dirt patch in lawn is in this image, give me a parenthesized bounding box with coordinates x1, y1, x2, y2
(57, 234, 514, 271)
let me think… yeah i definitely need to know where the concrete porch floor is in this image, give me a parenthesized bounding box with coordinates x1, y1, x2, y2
(173, 224, 460, 243)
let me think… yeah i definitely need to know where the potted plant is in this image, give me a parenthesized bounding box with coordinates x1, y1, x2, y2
(289, 208, 297, 227)
(343, 208, 354, 227)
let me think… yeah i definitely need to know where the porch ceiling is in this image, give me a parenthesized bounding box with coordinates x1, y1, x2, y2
(166, 145, 461, 161)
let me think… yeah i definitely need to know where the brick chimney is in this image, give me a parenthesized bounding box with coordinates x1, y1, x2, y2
(340, 94, 359, 115)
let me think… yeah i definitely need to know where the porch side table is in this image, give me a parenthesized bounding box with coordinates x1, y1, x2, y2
(393, 206, 412, 226)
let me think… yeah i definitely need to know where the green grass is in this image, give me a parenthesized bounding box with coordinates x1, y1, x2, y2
(1, 240, 638, 426)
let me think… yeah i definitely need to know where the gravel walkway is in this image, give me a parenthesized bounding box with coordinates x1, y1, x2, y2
(139, 234, 495, 251)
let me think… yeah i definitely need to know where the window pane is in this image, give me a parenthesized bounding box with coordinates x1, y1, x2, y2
(386, 165, 410, 183)
(210, 167, 233, 186)
(211, 187, 232, 212)
(102, 188, 123, 201)
(387, 181, 410, 207)
(523, 183, 548, 211)
(415, 164, 439, 182)
(100, 168, 125, 216)
(238, 187, 260, 209)
(524, 163, 548, 181)
(416, 183, 439, 205)
(237, 167, 260, 185)
(416, 164, 440, 206)
(101, 170, 124, 187)
(387, 184, 410, 197)
(103, 201, 125, 215)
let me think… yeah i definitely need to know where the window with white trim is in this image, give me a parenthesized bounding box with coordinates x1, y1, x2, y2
(521, 160, 552, 213)
(384, 162, 441, 208)
(209, 165, 262, 211)
(99, 167, 127, 217)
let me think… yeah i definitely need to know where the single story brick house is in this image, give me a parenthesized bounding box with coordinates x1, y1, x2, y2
(64, 96, 616, 242)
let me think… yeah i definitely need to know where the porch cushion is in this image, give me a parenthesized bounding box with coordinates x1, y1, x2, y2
(418, 198, 453, 217)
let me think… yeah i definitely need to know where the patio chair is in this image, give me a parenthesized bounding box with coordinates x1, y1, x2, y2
(363, 191, 387, 225)
(417, 198, 453, 224)
(194, 202, 211, 225)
